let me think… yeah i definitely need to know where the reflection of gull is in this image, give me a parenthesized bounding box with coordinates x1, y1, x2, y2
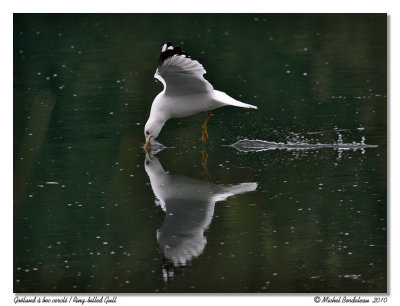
(144, 154, 257, 267)
(144, 42, 257, 149)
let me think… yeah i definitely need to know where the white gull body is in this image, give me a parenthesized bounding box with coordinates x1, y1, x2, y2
(144, 42, 257, 144)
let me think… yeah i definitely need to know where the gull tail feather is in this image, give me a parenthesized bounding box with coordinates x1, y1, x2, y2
(214, 90, 258, 109)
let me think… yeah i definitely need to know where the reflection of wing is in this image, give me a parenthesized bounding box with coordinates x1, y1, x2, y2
(155, 42, 213, 96)
(157, 198, 210, 266)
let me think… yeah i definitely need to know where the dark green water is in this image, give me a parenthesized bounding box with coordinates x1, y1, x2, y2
(13, 13, 387, 293)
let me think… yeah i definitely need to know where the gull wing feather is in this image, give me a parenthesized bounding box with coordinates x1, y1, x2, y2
(154, 42, 214, 96)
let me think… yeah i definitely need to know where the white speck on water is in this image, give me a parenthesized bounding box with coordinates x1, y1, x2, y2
(340, 274, 361, 280)
(286, 70, 291, 74)
(45, 181, 59, 185)
(303, 72, 308, 76)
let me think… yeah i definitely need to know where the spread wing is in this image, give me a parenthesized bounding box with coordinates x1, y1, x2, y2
(154, 42, 214, 96)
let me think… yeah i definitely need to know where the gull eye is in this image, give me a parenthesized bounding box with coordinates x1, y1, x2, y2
(146, 161, 150, 165)
(146, 131, 150, 135)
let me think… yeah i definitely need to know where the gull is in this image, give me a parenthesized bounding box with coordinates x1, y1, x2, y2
(144, 153, 257, 268)
(144, 42, 257, 149)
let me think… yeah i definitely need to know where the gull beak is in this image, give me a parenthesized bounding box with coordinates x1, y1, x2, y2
(144, 136, 153, 152)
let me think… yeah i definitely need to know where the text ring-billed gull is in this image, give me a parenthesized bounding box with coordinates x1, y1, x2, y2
(144, 42, 257, 149)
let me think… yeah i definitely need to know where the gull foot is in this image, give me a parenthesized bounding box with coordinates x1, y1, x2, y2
(202, 148, 211, 180)
(201, 111, 211, 143)
(202, 127, 208, 143)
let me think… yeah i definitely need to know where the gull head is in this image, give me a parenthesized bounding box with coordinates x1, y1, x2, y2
(144, 116, 164, 146)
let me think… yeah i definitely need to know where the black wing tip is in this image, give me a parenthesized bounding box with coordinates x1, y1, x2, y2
(158, 41, 191, 67)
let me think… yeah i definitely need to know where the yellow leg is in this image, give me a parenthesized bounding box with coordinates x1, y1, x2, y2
(202, 111, 211, 143)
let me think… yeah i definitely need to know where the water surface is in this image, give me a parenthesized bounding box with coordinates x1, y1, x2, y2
(13, 13, 387, 293)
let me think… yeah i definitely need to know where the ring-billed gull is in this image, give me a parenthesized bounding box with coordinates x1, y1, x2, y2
(144, 42, 257, 149)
